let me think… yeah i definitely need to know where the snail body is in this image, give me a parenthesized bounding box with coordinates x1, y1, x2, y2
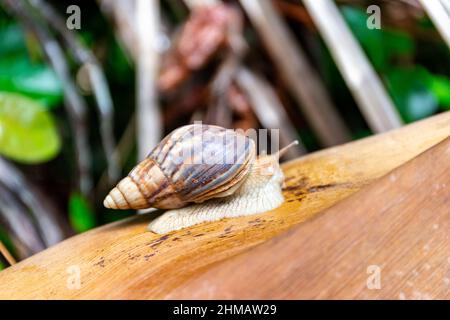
(104, 124, 295, 234)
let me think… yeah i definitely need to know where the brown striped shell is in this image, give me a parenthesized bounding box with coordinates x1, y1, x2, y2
(103, 124, 256, 210)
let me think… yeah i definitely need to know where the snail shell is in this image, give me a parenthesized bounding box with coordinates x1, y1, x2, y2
(104, 124, 297, 234)
(147, 154, 286, 234)
(104, 124, 256, 210)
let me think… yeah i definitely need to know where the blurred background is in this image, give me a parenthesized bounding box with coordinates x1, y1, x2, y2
(0, 0, 449, 268)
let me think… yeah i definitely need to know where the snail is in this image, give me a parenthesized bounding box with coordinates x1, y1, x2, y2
(103, 124, 297, 234)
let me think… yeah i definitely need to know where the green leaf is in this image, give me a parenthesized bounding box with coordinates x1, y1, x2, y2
(341, 6, 386, 70)
(0, 24, 27, 57)
(69, 193, 96, 233)
(385, 67, 439, 123)
(0, 92, 61, 163)
(427, 74, 450, 109)
(341, 6, 414, 72)
(0, 55, 63, 108)
(106, 39, 133, 83)
(383, 29, 414, 56)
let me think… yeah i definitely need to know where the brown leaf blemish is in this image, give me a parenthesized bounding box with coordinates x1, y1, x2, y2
(148, 235, 170, 249)
(94, 257, 105, 268)
(306, 182, 354, 193)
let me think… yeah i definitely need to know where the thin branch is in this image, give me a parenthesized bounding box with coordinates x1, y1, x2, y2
(99, 0, 172, 62)
(29, 0, 120, 182)
(96, 116, 136, 199)
(205, 55, 236, 127)
(302, 0, 403, 132)
(274, 0, 316, 30)
(98, 0, 138, 59)
(1, 0, 93, 195)
(183, 0, 305, 157)
(239, 0, 351, 147)
(0, 240, 16, 266)
(0, 183, 45, 259)
(0, 158, 69, 247)
(418, 0, 450, 49)
(235, 68, 305, 159)
(136, 0, 163, 160)
(442, 0, 450, 14)
(184, 0, 218, 8)
(205, 7, 246, 127)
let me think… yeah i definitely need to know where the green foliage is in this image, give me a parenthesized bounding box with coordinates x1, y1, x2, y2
(385, 67, 438, 123)
(0, 92, 61, 163)
(0, 24, 27, 57)
(0, 24, 63, 108)
(106, 40, 134, 83)
(340, 6, 450, 123)
(69, 193, 96, 233)
(341, 6, 414, 71)
(428, 74, 450, 109)
(0, 23, 63, 164)
(0, 55, 63, 107)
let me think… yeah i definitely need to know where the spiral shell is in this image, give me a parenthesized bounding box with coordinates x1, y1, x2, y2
(104, 124, 256, 210)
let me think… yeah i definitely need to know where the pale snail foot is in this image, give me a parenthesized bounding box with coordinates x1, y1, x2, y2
(147, 173, 284, 234)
